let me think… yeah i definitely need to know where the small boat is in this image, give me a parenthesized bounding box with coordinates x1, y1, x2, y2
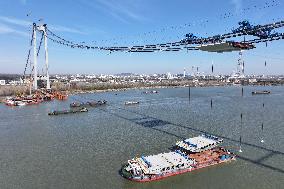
(70, 102, 84, 108)
(151, 90, 159, 94)
(87, 100, 107, 107)
(5, 99, 15, 106)
(22, 99, 41, 105)
(5, 99, 26, 106)
(15, 101, 27, 106)
(125, 101, 139, 105)
(252, 90, 271, 95)
(48, 107, 88, 116)
(143, 90, 159, 94)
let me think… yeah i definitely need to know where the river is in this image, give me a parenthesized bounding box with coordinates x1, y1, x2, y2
(0, 86, 283, 189)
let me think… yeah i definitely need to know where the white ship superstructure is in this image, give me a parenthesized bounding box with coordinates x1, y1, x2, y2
(175, 134, 223, 153)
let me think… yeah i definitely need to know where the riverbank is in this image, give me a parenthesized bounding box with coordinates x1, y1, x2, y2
(0, 80, 223, 97)
(1, 79, 283, 100)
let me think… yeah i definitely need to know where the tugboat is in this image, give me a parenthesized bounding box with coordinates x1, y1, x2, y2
(252, 90, 271, 95)
(120, 134, 236, 182)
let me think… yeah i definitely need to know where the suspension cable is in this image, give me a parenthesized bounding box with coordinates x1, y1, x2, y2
(37, 31, 44, 57)
(23, 28, 34, 77)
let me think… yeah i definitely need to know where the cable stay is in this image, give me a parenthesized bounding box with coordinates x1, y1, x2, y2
(188, 86, 191, 103)
(23, 30, 35, 78)
(260, 103, 265, 143)
(239, 83, 244, 153)
(211, 63, 214, 74)
(41, 19, 284, 54)
(239, 113, 243, 153)
(261, 123, 264, 143)
(37, 32, 44, 57)
(210, 61, 214, 110)
(260, 45, 268, 143)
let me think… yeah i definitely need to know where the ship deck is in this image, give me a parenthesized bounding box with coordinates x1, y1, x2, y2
(188, 147, 229, 163)
(176, 134, 223, 152)
(139, 151, 192, 174)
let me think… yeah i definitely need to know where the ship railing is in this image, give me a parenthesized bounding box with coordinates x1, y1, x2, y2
(175, 150, 190, 160)
(202, 134, 222, 142)
(183, 140, 198, 148)
(141, 156, 152, 167)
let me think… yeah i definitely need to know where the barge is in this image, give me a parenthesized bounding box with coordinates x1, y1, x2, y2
(120, 134, 235, 182)
(70, 100, 107, 108)
(48, 107, 88, 116)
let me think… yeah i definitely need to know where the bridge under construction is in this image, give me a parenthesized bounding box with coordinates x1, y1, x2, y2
(25, 19, 284, 90)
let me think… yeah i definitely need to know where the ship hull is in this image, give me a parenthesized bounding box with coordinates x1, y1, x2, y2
(122, 157, 235, 182)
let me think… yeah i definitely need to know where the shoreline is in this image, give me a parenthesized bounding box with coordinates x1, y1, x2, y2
(1, 83, 283, 103)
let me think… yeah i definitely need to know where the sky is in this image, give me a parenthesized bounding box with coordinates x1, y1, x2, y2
(0, 0, 283, 75)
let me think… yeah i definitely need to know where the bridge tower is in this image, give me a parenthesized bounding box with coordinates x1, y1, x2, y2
(33, 23, 38, 90)
(33, 23, 50, 90)
(237, 50, 245, 78)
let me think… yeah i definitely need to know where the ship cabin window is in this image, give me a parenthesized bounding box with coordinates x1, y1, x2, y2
(162, 168, 165, 171)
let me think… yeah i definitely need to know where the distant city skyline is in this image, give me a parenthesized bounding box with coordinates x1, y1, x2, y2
(0, 0, 284, 75)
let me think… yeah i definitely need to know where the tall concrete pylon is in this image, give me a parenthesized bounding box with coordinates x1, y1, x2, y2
(33, 23, 38, 90)
(36, 24, 51, 90)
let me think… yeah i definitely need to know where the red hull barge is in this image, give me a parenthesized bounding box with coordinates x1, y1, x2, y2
(121, 134, 236, 182)
(124, 157, 235, 182)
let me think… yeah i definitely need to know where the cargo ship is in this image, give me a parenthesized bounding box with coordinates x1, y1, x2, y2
(120, 134, 236, 182)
